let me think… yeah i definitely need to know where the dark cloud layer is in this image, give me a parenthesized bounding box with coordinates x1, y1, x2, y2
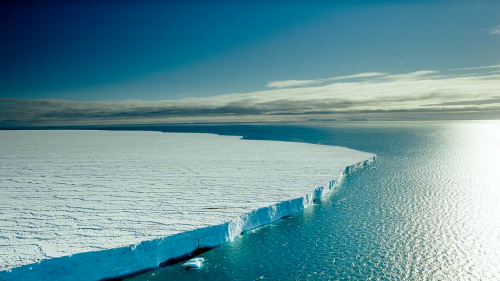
(2, 70, 500, 126)
(424, 97, 500, 106)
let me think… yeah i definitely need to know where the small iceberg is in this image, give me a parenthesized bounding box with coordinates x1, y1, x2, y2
(185, 257, 204, 269)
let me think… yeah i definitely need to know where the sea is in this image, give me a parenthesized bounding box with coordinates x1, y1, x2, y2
(122, 121, 500, 281)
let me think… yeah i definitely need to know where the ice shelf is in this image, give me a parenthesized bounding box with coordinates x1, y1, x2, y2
(0, 130, 375, 281)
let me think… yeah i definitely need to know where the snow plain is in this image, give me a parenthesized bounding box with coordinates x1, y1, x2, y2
(0, 130, 375, 280)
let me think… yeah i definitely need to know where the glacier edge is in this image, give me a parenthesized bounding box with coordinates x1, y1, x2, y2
(0, 156, 375, 281)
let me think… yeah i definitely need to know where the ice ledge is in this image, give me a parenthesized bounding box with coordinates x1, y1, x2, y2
(0, 157, 374, 281)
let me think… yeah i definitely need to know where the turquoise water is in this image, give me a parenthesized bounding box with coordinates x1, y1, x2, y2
(126, 121, 500, 280)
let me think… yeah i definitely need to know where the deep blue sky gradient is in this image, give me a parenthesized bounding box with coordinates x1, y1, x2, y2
(1, 1, 499, 101)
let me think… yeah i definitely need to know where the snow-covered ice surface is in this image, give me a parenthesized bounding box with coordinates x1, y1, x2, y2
(0, 130, 375, 280)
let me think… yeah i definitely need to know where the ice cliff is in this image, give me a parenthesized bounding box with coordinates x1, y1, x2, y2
(0, 131, 375, 281)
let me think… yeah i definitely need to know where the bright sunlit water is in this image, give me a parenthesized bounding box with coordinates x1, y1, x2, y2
(119, 121, 500, 280)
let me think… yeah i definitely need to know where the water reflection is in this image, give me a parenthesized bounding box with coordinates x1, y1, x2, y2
(127, 121, 500, 281)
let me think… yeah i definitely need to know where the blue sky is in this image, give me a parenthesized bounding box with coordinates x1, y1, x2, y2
(1, 1, 499, 125)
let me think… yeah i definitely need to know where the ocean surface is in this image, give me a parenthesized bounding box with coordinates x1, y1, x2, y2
(123, 121, 500, 281)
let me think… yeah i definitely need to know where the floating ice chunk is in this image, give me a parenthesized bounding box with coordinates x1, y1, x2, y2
(184, 258, 204, 269)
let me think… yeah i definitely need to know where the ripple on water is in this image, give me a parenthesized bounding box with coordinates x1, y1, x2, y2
(126, 121, 500, 281)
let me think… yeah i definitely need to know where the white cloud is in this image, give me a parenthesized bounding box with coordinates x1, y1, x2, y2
(266, 72, 386, 88)
(381, 70, 439, 81)
(2, 68, 500, 125)
(489, 26, 500, 35)
(450, 65, 500, 71)
(325, 72, 387, 81)
(266, 79, 320, 88)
